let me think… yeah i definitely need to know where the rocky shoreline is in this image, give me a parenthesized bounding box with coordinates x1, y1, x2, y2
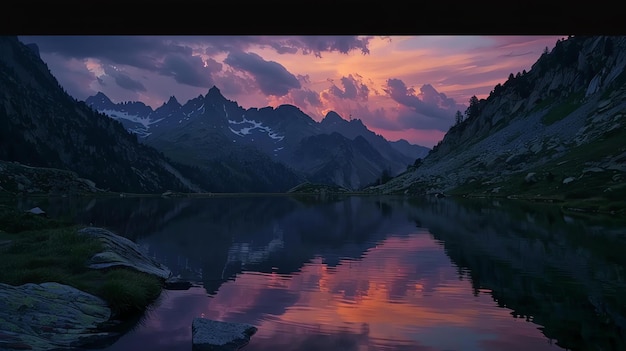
(0, 226, 257, 351)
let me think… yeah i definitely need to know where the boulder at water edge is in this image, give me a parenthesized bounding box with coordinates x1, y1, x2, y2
(192, 318, 258, 351)
(0, 282, 115, 351)
(79, 227, 172, 279)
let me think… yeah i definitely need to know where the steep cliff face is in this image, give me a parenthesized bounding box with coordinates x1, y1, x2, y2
(0, 36, 202, 193)
(373, 36, 626, 209)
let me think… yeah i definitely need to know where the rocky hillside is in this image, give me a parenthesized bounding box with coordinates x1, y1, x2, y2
(371, 36, 626, 212)
(0, 160, 102, 196)
(0, 36, 203, 194)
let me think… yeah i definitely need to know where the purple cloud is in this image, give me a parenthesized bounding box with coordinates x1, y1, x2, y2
(20, 36, 373, 62)
(329, 74, 370, 100)
(290, 88, 322, 108)
(159, 53, 219, 88)
(19, 36, 189, 71)
(102, 65, 146, 92)
(384, 78, 466, 132)
(200, 36, 372, 57)
(224, 51, 300, 97)
(283, 36, 372, 57)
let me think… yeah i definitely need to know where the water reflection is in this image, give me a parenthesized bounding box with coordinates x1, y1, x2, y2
(14, 195, 626, 351)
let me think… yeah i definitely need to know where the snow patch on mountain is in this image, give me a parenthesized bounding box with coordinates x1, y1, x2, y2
(228, 118, 285, 141)
(101, 109, 152, 129)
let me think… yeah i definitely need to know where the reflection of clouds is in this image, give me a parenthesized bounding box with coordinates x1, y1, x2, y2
(226, 224, 284, 267)
(199, 233, 559, 350)
(105, 209, 562, 351)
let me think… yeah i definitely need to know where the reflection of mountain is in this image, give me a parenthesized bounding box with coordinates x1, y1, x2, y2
(197, 196, 414, 295)
(41, 195, 414, 296)
(400, 196, 626, 351)
(32, 194, 626, 350)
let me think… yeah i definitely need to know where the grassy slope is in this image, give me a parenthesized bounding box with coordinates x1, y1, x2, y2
(447, 127, 626, 216)
(0, 204, 163, 319)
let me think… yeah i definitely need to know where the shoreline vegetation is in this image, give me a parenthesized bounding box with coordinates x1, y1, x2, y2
(0, 204, 164, 321)
(2, 180, 623, 216)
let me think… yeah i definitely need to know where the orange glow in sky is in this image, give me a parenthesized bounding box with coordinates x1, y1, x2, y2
(19, 35, 565, 147)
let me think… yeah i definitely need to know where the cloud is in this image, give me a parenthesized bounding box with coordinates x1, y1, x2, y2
(328, 74, 370, 100)
(19, 36, 189, 71)
(290, 88, 323, 108)
(384, 79, 466, 132)
(213, 69, 257, 98)
(282, 36, 372, 57)
(224, 51, 300, 97)
(269, 88, 323, 114)
(200, 36, 372, 57)
(20, 36, 373, 64)
(102, 65, 146, 92)
(159, 53, 219, 88)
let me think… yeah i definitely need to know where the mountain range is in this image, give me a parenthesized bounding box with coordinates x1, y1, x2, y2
(85, 87, 429, 190)
(2, 34, 625, 212)
(0, 35, 429, 194)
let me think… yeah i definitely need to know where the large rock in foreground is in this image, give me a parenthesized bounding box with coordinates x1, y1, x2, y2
(0, 282, 115, 351)
(192, 318, 257, 351)
(79, 227, 172, 279)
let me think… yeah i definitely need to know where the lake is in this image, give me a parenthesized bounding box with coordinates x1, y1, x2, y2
(14, 194, 626, 351)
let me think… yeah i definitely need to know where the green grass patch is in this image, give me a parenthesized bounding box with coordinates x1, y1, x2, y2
(0, 204, 73, 233)
(94, 269, 163, 317)
(0, 205, 164, 319)
(541, 93, 584, 125)
(449, 124, 626, 217)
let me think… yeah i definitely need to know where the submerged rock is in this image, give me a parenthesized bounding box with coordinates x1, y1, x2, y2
(191, 318, 257, 351)
(26, 207, 46, 216)
(79, 227, 172, 279)
(0, 282, 115, 351)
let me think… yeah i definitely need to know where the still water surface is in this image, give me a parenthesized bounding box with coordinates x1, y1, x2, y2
(17, 195, 626, 351)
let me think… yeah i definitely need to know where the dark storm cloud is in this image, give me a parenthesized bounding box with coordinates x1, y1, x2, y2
(290, 88, 322, 108)
(18, 36, 372, 94)
(19, 36, 189, 71)
(20, 36, 220, 88)
(384, 78, 466, 132)
(213, 69, 258, 98)
(282, 36, 372, 57)
(159, 53, 219, 88)
(103, 65, 146, 92)
(224, 51, 300, 97)
(329, 74, 370, 100)
(200, 36, 372, 57)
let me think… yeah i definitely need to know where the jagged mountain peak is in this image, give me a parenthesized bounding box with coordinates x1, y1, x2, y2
(163, 95, 180, 107)
(276, 104, 303, 113)
(321, 111, 345, 124)
(92, 91, 113, 103)
(85, 91, 118, 112)
(93, 91, 109, 99)
(206, 85, 225, 100)
(348, 118, 366, 127)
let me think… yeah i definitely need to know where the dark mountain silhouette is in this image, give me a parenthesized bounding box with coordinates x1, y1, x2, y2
(87, 87, 429, 190)
(0, 36, 203, 194)
(373, 35, 626, 214)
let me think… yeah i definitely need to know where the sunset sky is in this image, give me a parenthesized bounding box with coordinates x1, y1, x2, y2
(18, 35, 565, 147)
